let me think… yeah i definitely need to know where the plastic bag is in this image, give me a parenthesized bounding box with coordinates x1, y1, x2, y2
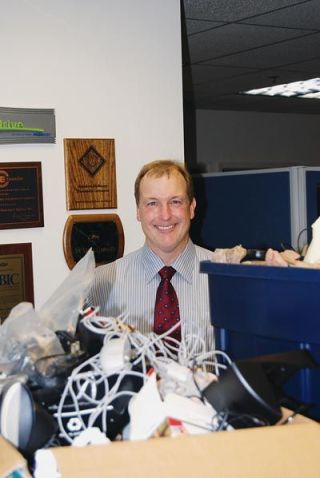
(0, 302, 64, 377)
(39, 248, 95, 333)
(0, 249, 96, 378)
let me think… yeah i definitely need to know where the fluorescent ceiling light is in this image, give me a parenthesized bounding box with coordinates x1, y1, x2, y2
(242, 77, 320, 99)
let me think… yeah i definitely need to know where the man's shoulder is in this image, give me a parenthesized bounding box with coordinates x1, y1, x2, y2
(193, 243, 214, 261)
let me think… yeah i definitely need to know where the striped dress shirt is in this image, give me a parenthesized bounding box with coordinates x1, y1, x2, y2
(87, 239, 215, 353)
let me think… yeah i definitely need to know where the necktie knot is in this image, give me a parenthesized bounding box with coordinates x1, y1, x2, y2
(159, 266, 176, 281)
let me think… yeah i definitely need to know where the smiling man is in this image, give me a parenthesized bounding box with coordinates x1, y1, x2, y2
(87, 160, 214, 352)
(135, 161, 196, 265)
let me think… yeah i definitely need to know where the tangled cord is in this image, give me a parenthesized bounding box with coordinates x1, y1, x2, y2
(56, 309, 232, 443)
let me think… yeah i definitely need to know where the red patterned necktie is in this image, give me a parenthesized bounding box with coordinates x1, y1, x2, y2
(154, 266, 181, 341)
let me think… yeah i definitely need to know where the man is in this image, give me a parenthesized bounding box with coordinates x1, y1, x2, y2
(87, 160, 214, 352)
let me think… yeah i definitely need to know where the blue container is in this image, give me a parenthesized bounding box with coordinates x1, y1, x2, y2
(200, 261, 320, 419)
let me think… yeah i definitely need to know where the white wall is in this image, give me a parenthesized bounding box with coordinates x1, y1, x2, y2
(196, 109, 320, 172)
(0, 0, 184, 307)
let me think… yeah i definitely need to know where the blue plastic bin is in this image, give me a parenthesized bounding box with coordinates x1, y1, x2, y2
(200, 261, 320, 419)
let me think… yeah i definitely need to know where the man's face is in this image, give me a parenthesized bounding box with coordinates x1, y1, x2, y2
(136, 171, 196, 263)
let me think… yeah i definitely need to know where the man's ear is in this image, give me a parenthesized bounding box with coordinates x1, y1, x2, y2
(136, 207, 141, 222)
(190, 197, 196, 220)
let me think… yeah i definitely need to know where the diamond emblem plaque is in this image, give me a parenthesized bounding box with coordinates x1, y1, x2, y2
(64, 138, 117, 210)
(79, 146, 105, 176)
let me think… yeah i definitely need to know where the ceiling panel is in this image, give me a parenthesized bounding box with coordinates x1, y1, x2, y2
(276, 58, 320, 73)
(183, 0, 302, 22)
(201, 32, 320, 69)
(182, 0, 320, 113)
(238, 2, 320, 30)
(185, 19, 224, 35)
(188, 23, 306, 64)
(193, 69, 314, 97)
(195, 92, 320, 114)
(190, 64, 257, 85)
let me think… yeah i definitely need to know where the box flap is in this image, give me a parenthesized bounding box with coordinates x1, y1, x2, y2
(0, 435, 30, 478)
(51, 422, 320, 478)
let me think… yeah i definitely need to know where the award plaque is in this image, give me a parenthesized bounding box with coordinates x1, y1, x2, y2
(64, 138, 117, 210)
(63, 214, 124, 269)
(0, 162, 44, 229)
(0, 243, 34, 322)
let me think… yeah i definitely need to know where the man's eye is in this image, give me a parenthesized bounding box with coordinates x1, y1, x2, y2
(171, 199, 183, 206)
(146, 201, 157, 207)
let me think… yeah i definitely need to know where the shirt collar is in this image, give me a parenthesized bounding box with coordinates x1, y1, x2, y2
(142, 239, 196, 284)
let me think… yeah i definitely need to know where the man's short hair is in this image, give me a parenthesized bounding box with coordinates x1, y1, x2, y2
(134, 160, 194, 205)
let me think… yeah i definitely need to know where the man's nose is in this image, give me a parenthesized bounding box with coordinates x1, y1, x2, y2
(159, 202, 171, 219)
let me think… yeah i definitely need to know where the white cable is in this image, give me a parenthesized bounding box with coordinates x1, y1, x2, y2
(87, 370, 145, 431)
(57, 307, 233, 443)
(194, 350, 232, 376)
(56, 345, 147, 442)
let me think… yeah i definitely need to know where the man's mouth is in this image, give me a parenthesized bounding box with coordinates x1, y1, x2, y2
(156, 224, 175, 232)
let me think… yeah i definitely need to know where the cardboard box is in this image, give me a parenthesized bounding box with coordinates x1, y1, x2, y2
(0, 436, 30, 478)
(1, 412, 319, 477)
(51, 421, 320, 478)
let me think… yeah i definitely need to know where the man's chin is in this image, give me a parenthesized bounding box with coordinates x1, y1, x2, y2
(157, 238, 187, 254)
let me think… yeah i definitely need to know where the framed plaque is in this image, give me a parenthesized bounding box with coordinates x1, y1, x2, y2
(0, 243, 34, 322)
(0, 162, 44, 229)
(64, 138, 117, 210)
(63, 214, 124, 269)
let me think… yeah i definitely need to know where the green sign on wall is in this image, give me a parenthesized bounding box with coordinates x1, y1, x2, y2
(0, 107, 55, 144)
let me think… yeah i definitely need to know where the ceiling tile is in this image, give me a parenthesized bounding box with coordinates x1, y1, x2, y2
(201, 32, 320, 69)
(188, 23, 308, 64)
(189, 64, 256, 85)
(183, 0, 302, 22)
(195, 88, 320, 114)
(276, 57, 320, 74)
(182, 0, 320, 113)
(185, 19, 224, 35)
(193, 68, 316, 97)
(239, 2, 320, 30)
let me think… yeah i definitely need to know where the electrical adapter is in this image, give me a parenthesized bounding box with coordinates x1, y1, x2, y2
(165, 360, 193, 383)
(99, 336, 131, 374)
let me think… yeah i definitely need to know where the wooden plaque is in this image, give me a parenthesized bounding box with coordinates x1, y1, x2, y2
(0, 162, 44, 229)
(64, 138, 117, 210)
(0, 243, 34, 322)
(63, 214, 124, 269)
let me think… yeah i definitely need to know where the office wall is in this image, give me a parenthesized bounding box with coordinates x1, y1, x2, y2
(0, 0, 184, 308)
(196, 109, 320, 172)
